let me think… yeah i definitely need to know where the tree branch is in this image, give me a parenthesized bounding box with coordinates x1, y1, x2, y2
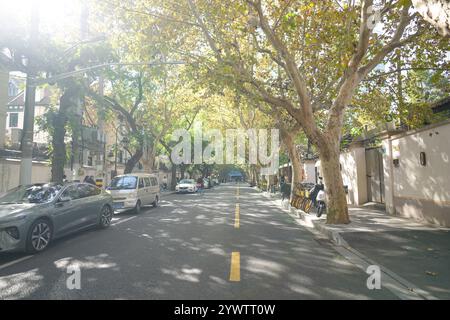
(130, 73, 143, 116)
(358, 6, 418, 77)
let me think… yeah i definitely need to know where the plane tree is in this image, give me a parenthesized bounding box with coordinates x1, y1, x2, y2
(94, 0, 447, 224)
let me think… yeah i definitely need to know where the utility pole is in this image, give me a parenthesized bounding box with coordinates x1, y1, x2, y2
(71, 0, 89, 182)
(19, 1, 40, 186)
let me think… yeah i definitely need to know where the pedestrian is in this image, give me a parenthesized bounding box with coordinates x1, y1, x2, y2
(196, 177, 205, 195)
(87, 176, 96, 185)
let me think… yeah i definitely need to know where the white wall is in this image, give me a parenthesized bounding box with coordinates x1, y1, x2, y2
(340, 146, 368, 205)
(303, 161, 316, 183)
(384, 120, 450, 226)
(0, 159, 52, 193)
(316, 145, 368, 206)
(5, 106, 49, 145)
(391, 122, 450, 201)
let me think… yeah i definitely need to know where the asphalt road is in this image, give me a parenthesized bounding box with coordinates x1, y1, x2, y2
(0, 184, 396, 299)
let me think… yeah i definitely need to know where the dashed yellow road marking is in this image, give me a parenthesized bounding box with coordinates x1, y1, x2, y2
(234, 203, 240, 228)
(229, 252, 241, 281)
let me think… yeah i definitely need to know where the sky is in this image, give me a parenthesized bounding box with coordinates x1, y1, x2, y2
(0, 0, 83, 44)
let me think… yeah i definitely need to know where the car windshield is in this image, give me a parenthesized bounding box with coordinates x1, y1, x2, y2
(179, 179, 195, 184)
(109, 176, 138, 190)
(0, 183, 63, 204)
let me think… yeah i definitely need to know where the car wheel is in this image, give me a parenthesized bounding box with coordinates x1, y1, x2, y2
(134, 200, 141, 214)
(99, 205, 113, 228)
(152, 196, 159, 207)
(26, 218, 53, 253)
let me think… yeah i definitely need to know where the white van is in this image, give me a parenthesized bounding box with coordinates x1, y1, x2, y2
(107, 173, 160, 214)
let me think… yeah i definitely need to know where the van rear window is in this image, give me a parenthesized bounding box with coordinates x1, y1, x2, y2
(109, 176, 137, 190)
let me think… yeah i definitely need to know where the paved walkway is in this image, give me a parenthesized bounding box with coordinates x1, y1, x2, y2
(264, 190, 450, 299)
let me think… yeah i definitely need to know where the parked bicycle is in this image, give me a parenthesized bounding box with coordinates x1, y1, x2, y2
(290, 182, 315, 211)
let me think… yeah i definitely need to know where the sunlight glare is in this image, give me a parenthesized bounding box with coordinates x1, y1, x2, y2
(0, 0, 82, 40)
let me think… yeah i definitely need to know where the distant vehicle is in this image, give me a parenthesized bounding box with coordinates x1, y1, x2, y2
(107, 173, 160, 214)
(176, 179, 198, 193)
(0, 182, 113, 253)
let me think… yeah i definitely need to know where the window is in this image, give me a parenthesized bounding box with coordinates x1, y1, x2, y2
(144, 177, 151, 187)
(109, 176, 137, 190)
(60, 185, 81, 201)
(151, 177, 158, 186)
(138, 178, 145, 189)
(8, 82, 17, 96)
(0, 183, 63, 204)
(80, 184, 101, 197)
(87, 156, 93, 166)
(9, 113, 18, 128)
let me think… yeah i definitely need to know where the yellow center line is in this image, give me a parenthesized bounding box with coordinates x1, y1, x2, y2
(234, 203, 240, 228)
(229, 252, 240, 281)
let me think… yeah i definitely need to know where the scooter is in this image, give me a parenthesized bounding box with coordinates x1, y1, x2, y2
(310, 177, 326, 217)
(316, 188, 326, 217)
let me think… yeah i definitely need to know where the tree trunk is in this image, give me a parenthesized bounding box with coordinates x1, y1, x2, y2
(282, 129, 302, 201)
(318, 141, 349, 224)
(251, 164, 257, 185)
(142, 147, 156, 172)
(180, 164, 186, 179)
(71, 119, 81, 180)
(51, 90, 71, 183)
(170, 162, 177, 190)
(124, 148, 143, 174)
(254, 166, 260, 186)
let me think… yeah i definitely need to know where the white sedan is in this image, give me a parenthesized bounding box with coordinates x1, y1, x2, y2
(175, 179, 198, 193)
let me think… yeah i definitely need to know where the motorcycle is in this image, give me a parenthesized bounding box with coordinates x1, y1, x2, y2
(308, 178, 326, 217)
(316, 188, 326, 217)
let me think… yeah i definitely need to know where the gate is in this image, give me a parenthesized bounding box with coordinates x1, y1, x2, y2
(365, 147, 385, 203)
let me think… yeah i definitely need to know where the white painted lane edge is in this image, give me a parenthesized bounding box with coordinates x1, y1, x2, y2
(0, 255, 33, 271)
(111, 216, 137, 226)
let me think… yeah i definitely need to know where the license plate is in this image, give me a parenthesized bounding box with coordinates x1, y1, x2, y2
(113, 202, 124, 209)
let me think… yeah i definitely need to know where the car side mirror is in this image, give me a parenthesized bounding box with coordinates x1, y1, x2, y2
(58, 196, 71, 203)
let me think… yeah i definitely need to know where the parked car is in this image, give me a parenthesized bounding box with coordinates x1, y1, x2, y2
(176, 179, 198, 193)
(0, 182, 113, 253)
(106, 173, 160, 214)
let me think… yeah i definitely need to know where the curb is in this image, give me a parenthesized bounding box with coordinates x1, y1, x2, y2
(259, 190, 437, 300)
(260, 190, 348, 246)
(296, 210, 349, 247)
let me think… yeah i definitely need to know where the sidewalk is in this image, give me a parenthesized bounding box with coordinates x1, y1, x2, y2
(260, 189, 450, 299)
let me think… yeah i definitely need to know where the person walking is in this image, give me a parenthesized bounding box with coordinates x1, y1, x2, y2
(87, 176, 96, 185)
(196, 177, 205, 195)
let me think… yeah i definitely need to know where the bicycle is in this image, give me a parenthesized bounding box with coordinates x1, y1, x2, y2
(289, 182, 315, 212)
(290, 183, 309, 209)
